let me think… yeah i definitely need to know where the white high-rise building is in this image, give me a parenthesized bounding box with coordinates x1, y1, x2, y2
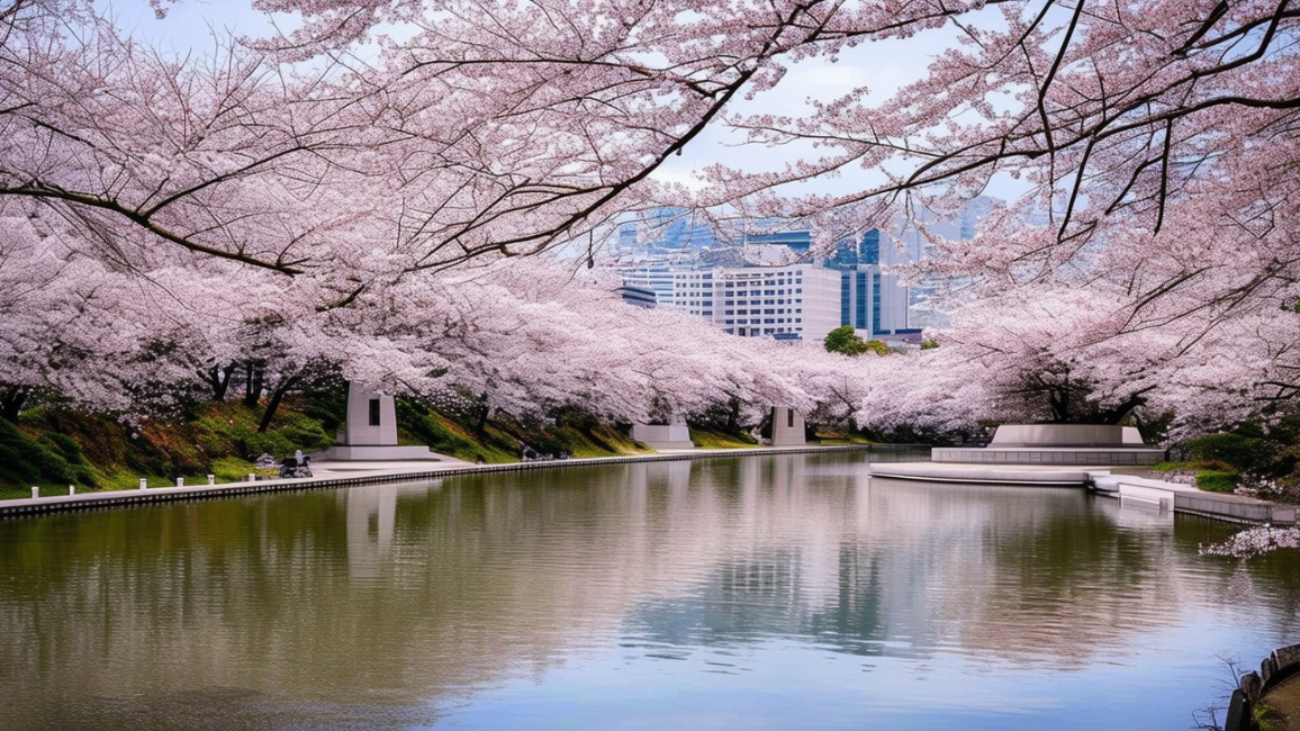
(620, 262, 678, 308)
(668, 263, 842, 341)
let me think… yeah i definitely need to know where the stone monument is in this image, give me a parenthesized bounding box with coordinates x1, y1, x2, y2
(931, 423, 1164, 465)
(631, 414, 695, 450)
(770, 406, 806, 446)
(319, 382, 438, 461)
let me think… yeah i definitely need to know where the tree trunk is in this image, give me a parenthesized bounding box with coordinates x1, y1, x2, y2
(203, 363, 235, 401)
(1094, 388, 1155, 425)
(1048, 387, 1072, 423)
(474, 392, 491, 436)
(257, 375, 301, 433)
(0, 387, 28, 421)
(243, 362, 264, 408)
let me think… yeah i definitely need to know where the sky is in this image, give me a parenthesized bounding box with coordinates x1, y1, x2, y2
(104, 0, 1029, 204)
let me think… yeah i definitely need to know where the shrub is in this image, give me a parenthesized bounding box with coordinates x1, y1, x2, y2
(1186, 433, 1277, 473)
(0, 419, 95, 485)
(1196, 470, 1239, 493)
(210, 457, 256, 482)
(863, 339, 892, 356)
(823, 325, 868, 355)
(278, 418, 332, 451)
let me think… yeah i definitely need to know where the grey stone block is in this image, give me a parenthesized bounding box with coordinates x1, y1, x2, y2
(1224, 689, 1246, 731)
(1273, 644, 1300, 674)
(1240, 671, 1263, 703)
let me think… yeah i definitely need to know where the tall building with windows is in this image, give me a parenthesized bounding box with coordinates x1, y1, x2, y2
(619, 262, 679, 308)
(741, 230, 812, 254)
(837, 267, 910, 335)
(617, 228, 898, 342)
(615, 201, 997, 341)
(824, 229, 911, 336)
(668, 264, 841, 341)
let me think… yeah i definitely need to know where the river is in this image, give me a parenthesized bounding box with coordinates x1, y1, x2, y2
(1, 451, 1297, 730)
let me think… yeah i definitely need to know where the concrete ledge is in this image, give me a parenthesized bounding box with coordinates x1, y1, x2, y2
(1117, 483, 1174, 510)
(318, 445, 440, 461)
(867, 462, 1091, 485)
(1089, 473, 1200, 494)
(1090, 472, 1296, 525)
(1173, 492, 1296, 525)
(932, 447, 1165, 465)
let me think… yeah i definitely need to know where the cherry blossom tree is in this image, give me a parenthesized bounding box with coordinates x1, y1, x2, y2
(333, 258, 824, 427)
(695, 1, 1300, 426)
(9, 0, 1300, 439)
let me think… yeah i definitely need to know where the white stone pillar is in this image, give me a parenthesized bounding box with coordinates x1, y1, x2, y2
(770, 406, 806, 446)
(343, 381, 399, 447)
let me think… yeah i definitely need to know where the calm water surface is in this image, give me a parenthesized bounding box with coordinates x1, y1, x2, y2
(2, 452, 1298, 730)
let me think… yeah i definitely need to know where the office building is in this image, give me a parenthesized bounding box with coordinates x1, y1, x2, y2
(669, 263, 841, 341)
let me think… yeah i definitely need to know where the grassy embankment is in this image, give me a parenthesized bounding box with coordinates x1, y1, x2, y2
(0, 397, 653, 500)
(0, 393, 872, 500)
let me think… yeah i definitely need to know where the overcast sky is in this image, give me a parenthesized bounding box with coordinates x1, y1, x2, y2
(106, 0, 1027, 204)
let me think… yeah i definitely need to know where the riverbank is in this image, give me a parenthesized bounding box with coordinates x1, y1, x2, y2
(0, 399, 670, 498)
(867, 460, 1299, 526)
(1226, 644, 1300, 731)
(0, 443, 883, 519)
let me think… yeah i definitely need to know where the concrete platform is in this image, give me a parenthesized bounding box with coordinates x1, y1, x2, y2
(931, 446, 1165, 466)
(309, 456, 470, 479)
(930, 424, 1165, 466)
(870, 462, 1299, 525)
(1092, 474, 1296, 524)
(316, 445, 445, 461)
(867, 461, 1093, 485)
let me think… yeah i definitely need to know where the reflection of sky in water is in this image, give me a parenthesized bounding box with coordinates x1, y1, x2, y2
(2, 452, 1298, 731)
(440, 617, 1274, 731)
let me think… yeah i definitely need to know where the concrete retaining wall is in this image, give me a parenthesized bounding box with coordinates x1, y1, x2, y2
(933, 447, 1165, 465)
(1090, 472, 1296, 526)
(1175, 493, 1284, 525)
(1226, 643, 1300, 731)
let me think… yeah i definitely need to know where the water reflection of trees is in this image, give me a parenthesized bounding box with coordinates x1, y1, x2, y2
(1, 455, 1298, 731)
(622, 475, 1300, 670)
